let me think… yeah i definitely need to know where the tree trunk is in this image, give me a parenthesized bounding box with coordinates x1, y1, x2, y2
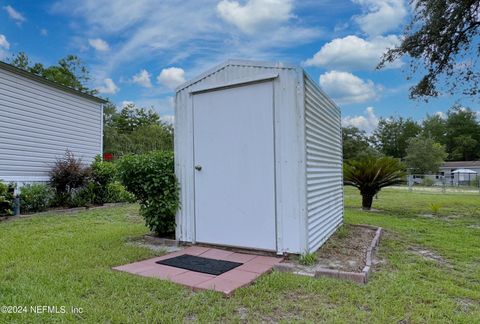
(362, 194, 374, 210)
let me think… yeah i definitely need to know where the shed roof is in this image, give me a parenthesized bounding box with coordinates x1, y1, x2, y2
(452, 168, 477, 174)
(440, 161, 480, 169)
(175, 59, 299, 93)
(0, 61, 107, 104)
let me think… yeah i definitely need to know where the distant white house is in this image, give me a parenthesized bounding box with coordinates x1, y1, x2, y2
(0, 61, 106, 188)
(439, 161, 480, 185)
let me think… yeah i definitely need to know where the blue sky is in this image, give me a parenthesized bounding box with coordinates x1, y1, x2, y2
(0, 0, 477, 130)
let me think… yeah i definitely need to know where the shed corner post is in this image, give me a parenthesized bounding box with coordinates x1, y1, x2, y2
(297, 68, 309, 254)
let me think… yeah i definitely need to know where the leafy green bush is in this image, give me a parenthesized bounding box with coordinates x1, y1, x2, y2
(105, 182, 136, 203)
(117, 151, 179, 235)
(71, 182, 97, 207)
(0, 181, 14, 216)
(19, 184, 54, 213)
(90, 157, 117, 204)
(49, 150, 90, 206)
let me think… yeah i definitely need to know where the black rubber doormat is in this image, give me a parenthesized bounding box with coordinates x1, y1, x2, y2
(156, 254, 242, 275)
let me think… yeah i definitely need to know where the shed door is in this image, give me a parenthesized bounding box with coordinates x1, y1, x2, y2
(193, 81, 276, 251)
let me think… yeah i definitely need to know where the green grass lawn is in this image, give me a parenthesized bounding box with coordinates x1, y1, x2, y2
(1, 188, 480, 323)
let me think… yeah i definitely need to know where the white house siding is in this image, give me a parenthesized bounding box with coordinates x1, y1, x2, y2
(304, 73, 343, 252)
(0, 66, 103, 186)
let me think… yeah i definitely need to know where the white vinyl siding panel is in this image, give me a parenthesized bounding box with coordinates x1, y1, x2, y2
(304, 74, 344, 252)
(0, 68, 103, 182)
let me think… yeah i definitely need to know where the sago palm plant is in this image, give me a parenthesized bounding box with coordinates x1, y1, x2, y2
(344, 156, 406, 210)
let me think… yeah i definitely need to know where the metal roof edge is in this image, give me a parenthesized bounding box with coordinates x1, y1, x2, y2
(0, 61, 107, 104)
(175, 59, 298, 93)
(302, 70, 341, 112)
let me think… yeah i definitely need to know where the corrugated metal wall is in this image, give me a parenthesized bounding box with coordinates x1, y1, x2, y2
(304, 73, 343, 252)
(0, 67, 103, 184)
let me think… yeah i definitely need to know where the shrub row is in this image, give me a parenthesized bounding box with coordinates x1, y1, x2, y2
(16, 152, 135, 214)
(3, 150, 180, 237)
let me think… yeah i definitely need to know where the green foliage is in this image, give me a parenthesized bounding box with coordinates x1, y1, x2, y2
(422, 178, 435, 187)
(19, 184, 54, 213)
(114, 104, 160, 133)
(379, 0, 480, 99)
(49, 150, 90, 206)
(342, 126, 379, 161)
(0, 181, 14, 216)
(344, 156, 406, 210)
(8, 52, 96, 95)
(343, 105, 480, 163)
(105, 182, 136, 203)
(336, 225, 349, 239)
(103, 103, 173, 158)
(429, 203, 441, 215)
(422, 114, 447, 145)
(405, 137, 448, 174)
(299, 252, 317, 266)
(445, 105, 480, 160)
(90, 157, 117, 204)
(117, 151, 179, 235)
(71, 183, 97, 207)
(372, 117, 422, 159)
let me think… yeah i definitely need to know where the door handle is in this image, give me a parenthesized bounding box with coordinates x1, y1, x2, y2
(195, 165, 202, 171)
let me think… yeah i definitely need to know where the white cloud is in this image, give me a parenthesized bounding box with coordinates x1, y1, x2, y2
(0, 35, 10, 49)
(217, 0, 293, 34)
(319, 71, 380, 105)
(97, 78, 119, 94)
(132, 69, 152, 88)
(353, 0, 407, 36)
(304, 35, 401, 71)
(161, 115, 174, 125)
(342, 107, 379, 133)
(157, 67, 186, 90)
(51, 0, 321, 82)
(88, 38, 110, 51)
(4, 5, 26, 24)
(0, 34, 10, 60)
(121, 100, 134, 107)
(40, 28, 48, 36)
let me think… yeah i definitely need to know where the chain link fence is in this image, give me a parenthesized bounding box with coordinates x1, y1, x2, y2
(393, 174, 480, 193)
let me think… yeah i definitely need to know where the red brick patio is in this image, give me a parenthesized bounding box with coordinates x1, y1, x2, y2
(113, 246, 283, 295)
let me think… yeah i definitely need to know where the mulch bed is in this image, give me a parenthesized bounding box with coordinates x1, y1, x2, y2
(275, 224, 382, 284)
(315, 224, 377, 272)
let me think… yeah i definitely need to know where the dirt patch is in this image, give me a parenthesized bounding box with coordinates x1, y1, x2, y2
(314, 224, 377, 272)
(456, 298, 480, 313)
(409, 246, 449, 266)
(126, 237, 183, 253)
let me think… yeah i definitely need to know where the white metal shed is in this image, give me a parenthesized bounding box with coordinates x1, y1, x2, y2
(0, 61, 106, 188)
(175, 60, 343, 255)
